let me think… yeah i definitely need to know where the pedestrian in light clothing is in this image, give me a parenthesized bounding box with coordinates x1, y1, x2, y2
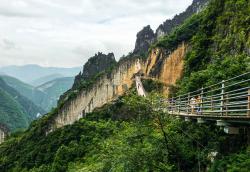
(190, 97, 196, 114)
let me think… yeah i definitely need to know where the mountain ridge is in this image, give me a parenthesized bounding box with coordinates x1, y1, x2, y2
(133, 0, 209, 55)
(0, 65, 81, 85)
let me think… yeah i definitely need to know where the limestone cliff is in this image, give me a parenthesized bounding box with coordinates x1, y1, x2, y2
(133, 25, 155, 55)
(48, 42, 187, 132)
(72, 52, 116, 89)
(47, 0, 200, 131)
(49, 58, 142, 130)
(145, 43, 187, 94)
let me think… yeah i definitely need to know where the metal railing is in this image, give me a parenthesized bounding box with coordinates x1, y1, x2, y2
(167, 72, 250, 118)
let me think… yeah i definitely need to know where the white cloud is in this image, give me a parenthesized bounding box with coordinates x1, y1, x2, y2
(0, 0, 193, 67)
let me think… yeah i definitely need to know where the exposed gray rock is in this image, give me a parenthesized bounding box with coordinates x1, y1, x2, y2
(82, 52, 116, 80)
(72, 52, 117, 88)
(133, 25, 155, 55)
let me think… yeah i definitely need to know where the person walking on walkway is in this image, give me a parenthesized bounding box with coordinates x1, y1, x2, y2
(190, 97, 196, 114)
(196, 96, 202, 114)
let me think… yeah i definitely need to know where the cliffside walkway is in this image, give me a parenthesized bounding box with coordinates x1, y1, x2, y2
(135, 75, 146, 97)
(135, 60, 146, 97)
(165, 72, 250, 126)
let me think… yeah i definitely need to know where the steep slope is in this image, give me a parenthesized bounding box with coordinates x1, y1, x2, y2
(0, 86, 28, 131)
(0, 78, 45, 131)
(0, 75, 46, 108)
(0, 64, 81, 85)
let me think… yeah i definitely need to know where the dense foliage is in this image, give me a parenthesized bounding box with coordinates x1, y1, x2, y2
(0, 91, 248, 172)
(177, 0, 250, 93)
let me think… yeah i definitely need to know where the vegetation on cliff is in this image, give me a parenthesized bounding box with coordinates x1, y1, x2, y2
(152, 0, 250, 94)
(58, 52, 117, 110)
(0, 88, 249, 172)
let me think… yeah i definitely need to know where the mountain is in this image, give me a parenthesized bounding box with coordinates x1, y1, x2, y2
(72, 52, 117, 89)
(0, 78, 45, 131)
(155, 0, 209, 38)
(0, 64, 81, 85)
(31, 74, 64, 86)
(1, 75, 74, 112)
(36, 77, 74, 111)
(133, 0, 209, 55)
(0, 75, 45, 104)
(1, 0, 249, 171)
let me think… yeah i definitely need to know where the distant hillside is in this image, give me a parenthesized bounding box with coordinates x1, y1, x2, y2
(36, 77, 74, 111)
(31, 74, 64, 86)
(1, 75, 74, 112)
(0, 75, 45, 102)
(0, 64, 81, 85)
(0, 78, 45, 131)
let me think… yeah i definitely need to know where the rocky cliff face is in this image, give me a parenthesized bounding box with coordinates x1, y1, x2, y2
(48, 41, 187, 132)
(145, 43, 188, 94)
(49, 58, 141, 130)
(133, 25, 155, 55)
(72, 52, 117, 88)
(82, 52, 116, 80)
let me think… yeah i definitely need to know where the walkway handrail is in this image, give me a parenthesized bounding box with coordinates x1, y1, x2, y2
(167, 72, 250, 118)
(171, 72, 250, 99)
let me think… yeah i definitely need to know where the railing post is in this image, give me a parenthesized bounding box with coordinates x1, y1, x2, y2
(220, 80, 225, 116)
(225, 94, 229, 116)
(200, 87, 204, 115)
(171, 97, 174, 115)
(187, 93, 190, 115)
(173, 98, 177, 112)
(178, 96, 181, 114)
(211, 96, 214, 112)
(248, 89, 250, 117)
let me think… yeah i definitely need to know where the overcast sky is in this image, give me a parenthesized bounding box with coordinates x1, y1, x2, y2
(0, 0, 193, 67)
